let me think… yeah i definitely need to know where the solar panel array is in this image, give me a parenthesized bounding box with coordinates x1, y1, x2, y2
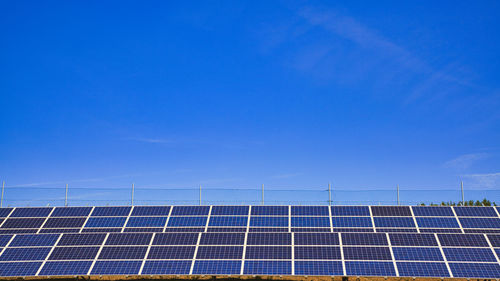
(0, 205, 499, 278)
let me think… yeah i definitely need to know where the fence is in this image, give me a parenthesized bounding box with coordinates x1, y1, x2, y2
(0, 181, 498, 207)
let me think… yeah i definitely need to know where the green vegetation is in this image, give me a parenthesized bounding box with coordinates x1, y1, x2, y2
(420, 198, 497, 206)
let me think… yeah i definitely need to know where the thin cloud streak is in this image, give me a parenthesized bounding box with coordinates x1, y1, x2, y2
(443, 153, 489, 170)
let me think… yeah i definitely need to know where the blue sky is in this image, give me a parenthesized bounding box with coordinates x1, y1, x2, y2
(1, 1, 499, 205)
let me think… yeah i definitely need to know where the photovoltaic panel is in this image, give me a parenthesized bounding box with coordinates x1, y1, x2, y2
(57, 233, 106, 246)
(142, 260, 191, 275)
(345, 261, 396, 276)
(126, 216, 168, 227)
(247, 233, 291, 245)
(196, 246, 243, 259)
(454, 207, 497, 217)
(420, 228, 462, 233)
(40, 228, 80, 234)
(291, 216, 330, 227)
(51, 207, 92, 217)
(250, 216, 288, 227)
(411, 206, 454, 217)
(123, 227, 163, 233)
(292, 227, 331, 232)
(294, 233, 339, 245)
(207, 227, 246, 232)
(294, 246, 341, 260)
(90, 261, 142, 275)
(295, 261, 343, 275)
(131, 206, 171, 216)
(164, 227, 205, 232)
(98, 246, 147, 259)
(416, 217, 460, 228)
(245, 246, 291, 259)
(392, 247, 444, 261)
(0, 235, 12, 246)
(389, 233, 438, 246)
(376, 228, 418, 233)
(91, 207, 131, 217)
(171, 206, 209, 216)
(0, 247, 51, 261)
(10, 234, 59, 247)
(374, 217, 415, 228)
(443, 248, 497, 262)
(147, 246, 195, 259)
(243, 261, 291, 275)
(10, 208, 52, 218)
(333, 228, 373, 233)
(371, 206, 411, 216)
(397, 262, 450, 277)
(0, 229, 38, 234)
(168, 216, 207, 227)
(82, 228, 122, 233)
(105, 233, 153, 245)
(153, 233, 199, 245)
(0, 208, 13, 217)
(291, 206, 329, 216)
(438, 234, 489, 247)
(192, 260, 241, 275)
(49, 247, 100, 260)
(251, 206, 288, 216)
(1, 218, 45, 228)
(459, 218, 500, 229)
(43, 218, 87, 228)
(487, 234, 500, 247)
(0, 262, 42, 277)
(210, 206, 248, 216)
(342, 233, 388, 245)
(200, 233, 244, 245)
(465, 229, 500, 234)
(449, 262, 500, 278)
(39, 261, 93, 276)
(208, 216, 247, 226)
(331, 217, 372, 227)
(331, 206, 370, 216)
(84, 217, 127, 228)
(249, 227, 288, 232)
(343, 246, 392, 260)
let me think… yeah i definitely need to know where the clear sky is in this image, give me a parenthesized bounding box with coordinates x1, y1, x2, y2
(1, 1, 499, 206)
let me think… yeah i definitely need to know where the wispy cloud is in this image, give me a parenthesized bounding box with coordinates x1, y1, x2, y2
(271, 173, 303, 179)
(125, 137, 177, 144)
(443, 153, 489, 170)
(462, 172, 500, 189)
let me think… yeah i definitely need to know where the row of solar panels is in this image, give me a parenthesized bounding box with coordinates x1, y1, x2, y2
(0, 232, 499, 278)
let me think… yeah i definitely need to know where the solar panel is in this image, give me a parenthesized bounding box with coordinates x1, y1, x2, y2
(123, 227, 163, 233)
(454, 207, 497, 217)
(84, 217, 127, 228)
(192, 260, 241, 274)
(0, 229, 38, 234)
(331, 206, 370, 216)
(250, 216, 288, 227)
(374, 217, 415, 228)
(294, 233, 339, 245)
(343, 246, 392, 260)
(171, 206, 209, 216)
(389, 233, 438, 246)
(0, 262, 42, 276)
(207, 227, 246, 232)
(167, 216, 207, 227)
(0, 247, 51, 261)
(131, 206, 171, 216)
(247, 233, 291, 245)
(200, 233, 244, 245)
(0, 209, 13, 218)
(459, 218, 500, 229)
(49, 247, 100, 260)
(295, 261, 343, 275)
(51, 207, 92, 217)
(10, 234, 58, 247)
(39, 261, 92, 275)
(126, 216, 168, 227)
(295, 246, 341, 260)
(438, 234, 489, 247)
(487, 234, 500, 247)
(371, 206, 411, 216)
(331, 217, 372, 227)
(164, 227, 205, 232)
(333, 227, 374, 233)
(105, 233, 153, 245)
(208, 216, 247, 226)
(243, 261, 291, 275)
(147, 246, 195, 259)
(1, 218, 46, 228)
(153, 233, 198, 245)
(291, 216, 330, 227)
(411, 206, 454, 217)
(249, 227, 288, 232)
(416, 217, 460, 228)
(196, 246, 243, 259)
(397, 262, 450, 277)
(0, 235, 12, 246)
(419, 228, 462, 233)
(98, 246, 147, 259)
(39, 228, 80, 234)
(90, 261, 142, 275)
(443, 248, 497, 262)
(210, 206, 248, 216)
(292, 227, 331, 232)
(291, 206, 329, 216)
(345, 261, 396, 276)
(245, 246, 291, 259)
(82, 228, 122, 233)
(376, 228, 418, 233)
(43, 217, 86, 228)
(449, 262, 500, 278)
(57, 233, 106, 246)
(342, 233, 388, 245)
(392, 247, 444, 261)
(465, 229, 500, 234)
(10, 208, 52, 218)
(91, 207, 131, 217)
(142, 260, 191, 275)
(251, 206, 288, 216)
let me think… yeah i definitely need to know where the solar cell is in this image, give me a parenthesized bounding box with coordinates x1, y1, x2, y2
(10, 208, 52, 218)
(153, 233, 199, 245)
(49, 247, 100, 260)
(291, 216, 330, 227)
(345, 261, 396, 276)
(39, 261, 92, 276)
(0, 208, 13, 217)
(465, 229, 500, 234)
(131, 206, 171, 216)
(105, 233, 153, 245)
(292, 227, 331, 232)
(243, 261, 291, 275)
(459, 218, 500, 229)
(341, 233, 388, 245)
(454, 207, 497, 217)
(57, 233, 106, 246)
(98, 246, 147, 259)
(374, 217, 416, 228)
(142, 260, 191, 275)
(147, 246, 195, 259)
(39, 228, 80, 234)
(51, 207, 92, 217)
(249, 227, 288, 232)
(1, 218, 45, 228)
(43, 218, 86, 228)
(416, 217, 460, 228)
(0, 229, 38, 234)
(207, 227, 246, 232)
(245, 246, 291, 259)
(295, 261, 343, 275)
(371, 206, 411, 217)
(392, 247, 444, 261)
(331, 206, 370, 216)
(0, 235, 12, 246)
(196, 246, 243, 259)
(443, 248, 497, 262)
(389, 233, 438, 246)
(449, 262, 500, 278)
(90, 261, 142, 275)
(487, 234, 500, 247)
(343, 246, 392, 260)
(171, 206, 209, 216)
(294, 233, 339, 245)
(0, 262, 42, 277)
(295, 246, 341, 260)
(123, 227, 163, 233)
(247, 233, 291, 245)
(376, 228, 418, 233)
(250, 216, 288, 227)
(333, 228, 374, 233)
(167, 216, 207, 227)
(291, 206, 329, 216)
(192, 260, 241, 275)
(419, 228, 462, 233)
(81, 228, 122, 233)
(164, 227, 205, 232)
(84, 217, 127, 228)
(397, 262, 450, 277)
(438, 234, 489, 247)
(200, 233, 245, 245)
(251, 206, 288, 216)
(210, 206, 248, 216)
(0, 247, 51, 261)
(331, 217, 372, 227)
(10, 234, 59, 247)
(126, 216, 168, 227)
(411, 206, 454, 217)
(91, 207, 131, 217)
(208, 216, 247, 226)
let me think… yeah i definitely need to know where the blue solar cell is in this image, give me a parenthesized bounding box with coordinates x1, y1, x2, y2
(153, 233, 199, 245)
(0, 229, 38, 234)
(488, 234, 500, 247)
(250, 216, 288, 227)
(397, 262, 450, 277)
(376, 228, 418, 233)
(295, 261, 343, 275)
(164, 227, 205, 232)
(90, 261, 142, 275)
(374, 217, 416, 228)
(249, 227, 288, 232)
(294, 233, 339, 245)
(292, 227, 331, 232)
(392, 247, 444, 261)
(245, 246, 291, 259)
(438, 234, 489, 247)
(454, 207, 497, 217)
(147, 246, 195, 259)
(168, 216, 207, 227)
(171, 206, 209, 216)
(459, 218, 500, 229)
(0, 262, 42, 277)
(210, 206, 249, 216)
(192, 260, 241, 275)
(84, 217, 127, 228)
(371, 206, 411, 216)
(444, 248, 497, 262)
(244, 261, 291, 275)
(331, 217, 372, 227)
(465, 229, 500, 234)
(105, 233, 153, 245)
(57, 233, 106, 246)
(449, 263, 500, 278)
(251, 206, 288, 216)
(142, 260, 191, 275)
(10, 234, 59, 247)
(81, 228, 122, 233)
(419, 228, 462, 233)
(196, 246, 243, 259)
(0, 208, 13, 217)
(49, 247, 100, 260)
(0, 247, 51, 261)
(0, 235, 12, 246)
(333, 227, 374, 233)
(208, 216, 247, 226)
(345, 261, 396, 276)
(91, 207, 131, 217)
(291, 216, 330, 227)
(331, 206, 370, 216)
(207, 227, 246, 232)
(389, 233, 438, 246)
(51, 207, 92, 217)
(342, 233, 388, 245)
(40, 228, 80, 234)
(98, 246, 147, 259)
(200, 233, 244, 245)
(247, 233, 291, 245)
(291, 206, 329, 216)
(10, 208, 52, 218)
(126, 216, 168, 227)
(416, 217, 460, 228)
(1, 218, 45, 228)
(343, 247, 392, 260)
(123, 227, 163, 233)
(411, 207, 454, 217)
(43, 218, 86, 228)
(295, 246, 341, 260)
(131, 206, 171, 216)
(39, 261, 92, 276)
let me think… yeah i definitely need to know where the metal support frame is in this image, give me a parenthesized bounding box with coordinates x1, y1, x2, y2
(460, 181, 464, 205)
(328, 182, 332, 206)
(131, 183, 135, 206)
(64, 184, 68, 207)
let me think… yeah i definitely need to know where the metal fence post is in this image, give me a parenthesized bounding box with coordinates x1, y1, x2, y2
(461, 181, 464, 205)
(261, 184, 264, 205)
(65, 184, 68, 207)
(131, 183, 135, 206)
(199, 185, 202, 206)
(1, 181, 4, 208)
(397, 184, 400, 206)
(328, 182, 332, 206)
